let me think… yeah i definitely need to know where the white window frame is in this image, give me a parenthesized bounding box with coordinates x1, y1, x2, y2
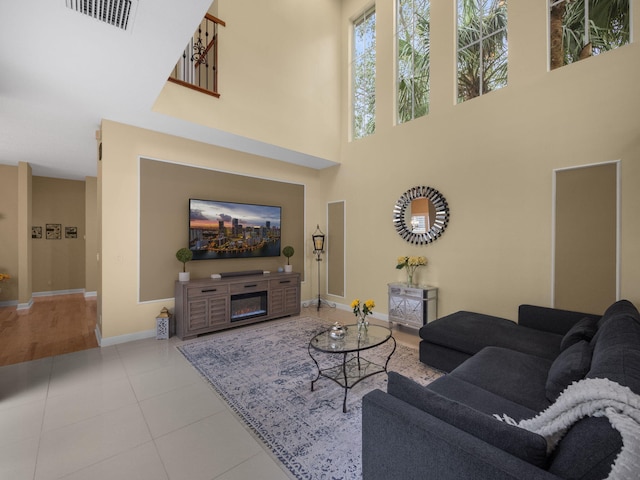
(456, 0, 508, 103)
(396, 0, 431, 124)
(351, 6, 376, 140)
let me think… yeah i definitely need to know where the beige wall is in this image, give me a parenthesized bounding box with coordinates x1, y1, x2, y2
(32, 177, 86, 293)
(0, 167, 96, 303)
(0, 165, 19, 303)
(153, 0, 343, 163)
(139, 158, 305, 302)
(98, 1, 640, 341)
(327, 0, 640, 319)
(99, 120, 326, 340)
(85, 177, 98, 295)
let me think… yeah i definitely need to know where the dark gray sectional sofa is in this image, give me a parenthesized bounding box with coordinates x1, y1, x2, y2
(362, 300, 640, 480)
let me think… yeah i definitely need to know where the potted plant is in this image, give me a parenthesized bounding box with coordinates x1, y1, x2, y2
(176, 247, 193, 281)
(282, 245, 295, 272)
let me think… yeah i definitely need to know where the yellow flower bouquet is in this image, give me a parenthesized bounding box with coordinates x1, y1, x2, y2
(0, 273, 10, 282)
(396, 256, 427, 285)
(351, 298, 375, 332)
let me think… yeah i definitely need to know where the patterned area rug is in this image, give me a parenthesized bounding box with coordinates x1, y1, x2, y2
(178, 316, 442, 480)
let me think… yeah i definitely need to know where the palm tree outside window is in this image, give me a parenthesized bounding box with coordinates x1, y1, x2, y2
(549, 0, 630, 70)
(397, 0, 430, 123)
(352, 7, 376, 140)
(457, 0, 508, 103)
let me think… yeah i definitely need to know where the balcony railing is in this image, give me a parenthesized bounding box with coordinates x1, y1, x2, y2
(168, 14, 225, 97)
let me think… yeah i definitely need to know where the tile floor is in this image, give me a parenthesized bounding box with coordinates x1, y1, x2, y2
(0, 307, 419, 480)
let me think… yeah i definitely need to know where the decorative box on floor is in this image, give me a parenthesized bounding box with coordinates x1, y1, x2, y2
(156, 307, 174, 339)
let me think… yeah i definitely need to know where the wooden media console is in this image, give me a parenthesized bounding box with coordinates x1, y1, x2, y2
(174, 271, 301, 339)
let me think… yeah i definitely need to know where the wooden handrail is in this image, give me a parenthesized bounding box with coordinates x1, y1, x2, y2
(167, 77, 220, 98)
(206, 13, 225, 27)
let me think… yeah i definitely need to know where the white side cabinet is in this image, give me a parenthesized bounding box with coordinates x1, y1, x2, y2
(388, 283, 438, 329)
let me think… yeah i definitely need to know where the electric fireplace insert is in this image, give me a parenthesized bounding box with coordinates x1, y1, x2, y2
(230, 291, 268, 322)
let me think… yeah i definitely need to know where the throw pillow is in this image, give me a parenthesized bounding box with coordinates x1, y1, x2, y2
(598, 299, 640, 328)
(560, 317, 599, 351)
(546, 340, 593, 401)
(387, 372, 549, 468)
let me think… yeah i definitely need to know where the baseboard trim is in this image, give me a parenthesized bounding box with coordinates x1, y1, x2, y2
(84, 291, 97, 298)
(97, 328, 157, 347)
(17, 299, 34, 310)
(303, 299, 389, 323)
(33, 289, 85, 297)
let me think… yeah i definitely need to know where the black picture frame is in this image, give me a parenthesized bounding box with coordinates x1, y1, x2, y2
(46, 224, 62, 240)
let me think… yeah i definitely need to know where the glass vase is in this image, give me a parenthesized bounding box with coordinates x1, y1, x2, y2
(357, 316, 369, 334)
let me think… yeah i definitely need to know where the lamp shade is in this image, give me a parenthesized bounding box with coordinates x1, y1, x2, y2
(312, 225, 325, 253)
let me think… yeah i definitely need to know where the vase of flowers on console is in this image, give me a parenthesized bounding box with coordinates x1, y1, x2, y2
(351, 298, 375, 335)
(396, 255, 427, 286)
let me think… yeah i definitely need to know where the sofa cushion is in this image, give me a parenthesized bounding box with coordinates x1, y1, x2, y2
(419, 311, 517, 352)
(548, 417, 621, 480)
(448, 346, 553, 412)
(545, 340, 593, 401)
(419, 340, 473, 373)
(596, 299, 640, 329)
(387, 372, 549, 468)
(518, 304, 600, 335)
(588, 313, 640, 394)
(420, 311, 562, 361)
(560, 317, 598, 351)
(427, 375, 538, 421)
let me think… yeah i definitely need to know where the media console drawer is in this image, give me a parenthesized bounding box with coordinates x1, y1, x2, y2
(174, 272, 300, 340)
(186, 284, 230, 298)
(229, 280, 269, 294)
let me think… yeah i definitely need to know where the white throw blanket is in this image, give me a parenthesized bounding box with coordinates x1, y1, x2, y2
(495, 378, 640, 480)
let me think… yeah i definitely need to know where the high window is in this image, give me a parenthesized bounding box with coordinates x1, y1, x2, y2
(549, 0, 630, 70)
(352, 7, 376, 140)
(457, 0, 508, 103)
(397, 0, 430, 123)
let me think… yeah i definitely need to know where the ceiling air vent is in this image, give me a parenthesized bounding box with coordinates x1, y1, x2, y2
(66, 0, 137, 31)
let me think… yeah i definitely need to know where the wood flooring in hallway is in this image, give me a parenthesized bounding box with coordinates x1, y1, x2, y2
(0, 293, 97, 366)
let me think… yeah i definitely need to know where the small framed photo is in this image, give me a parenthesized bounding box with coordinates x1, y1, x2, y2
(65, 227, 78, 239)
(46, 224, 62, 240)
(32, 226, 42, 239)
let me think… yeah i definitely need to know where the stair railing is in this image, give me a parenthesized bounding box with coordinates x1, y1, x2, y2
(168, 14, 225, 97)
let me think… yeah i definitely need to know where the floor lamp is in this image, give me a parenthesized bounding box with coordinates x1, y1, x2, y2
(310, 225, 335, 311)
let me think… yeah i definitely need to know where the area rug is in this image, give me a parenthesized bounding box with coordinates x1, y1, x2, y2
(178, 316, 442, 480)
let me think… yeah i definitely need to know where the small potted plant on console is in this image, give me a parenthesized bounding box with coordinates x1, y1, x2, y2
(282, 245, 295, 272)
(176, 247, 193, 281)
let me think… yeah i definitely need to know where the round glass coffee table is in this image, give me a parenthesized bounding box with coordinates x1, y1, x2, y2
(308, 324, 396, 413)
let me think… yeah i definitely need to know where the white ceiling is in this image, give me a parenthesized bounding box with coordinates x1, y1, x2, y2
(0, 0, 336, 181)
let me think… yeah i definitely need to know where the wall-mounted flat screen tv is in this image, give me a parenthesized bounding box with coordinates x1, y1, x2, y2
(189, 199, 282, 260)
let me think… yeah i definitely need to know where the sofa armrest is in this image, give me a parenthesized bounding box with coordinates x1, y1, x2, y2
(362, 389, 559, 480)
(518, 304, 600, 335)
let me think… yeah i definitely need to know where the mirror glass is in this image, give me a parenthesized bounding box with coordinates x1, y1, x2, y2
(405, 197, 436, 233)
(393, 186, 450, 245)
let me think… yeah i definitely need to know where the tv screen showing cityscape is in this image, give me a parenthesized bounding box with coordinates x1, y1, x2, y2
(189, 199, 282, 260)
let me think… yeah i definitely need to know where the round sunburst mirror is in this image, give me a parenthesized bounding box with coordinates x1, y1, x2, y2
(393, 186, 450, 245)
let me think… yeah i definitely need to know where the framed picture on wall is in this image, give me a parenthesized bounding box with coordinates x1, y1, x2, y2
(46, 224, 61, 240)
(65, 227, 78, 239)
(32, 226, 42, 239)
